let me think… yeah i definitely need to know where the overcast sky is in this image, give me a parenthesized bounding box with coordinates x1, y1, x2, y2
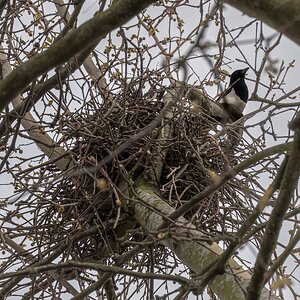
(1, 1, 300, 299)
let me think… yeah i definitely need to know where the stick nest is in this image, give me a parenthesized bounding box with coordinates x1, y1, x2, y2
(17, 81, 256, 261)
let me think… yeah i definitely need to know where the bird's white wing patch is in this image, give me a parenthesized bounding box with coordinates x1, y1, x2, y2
(220, 89, 246, 113)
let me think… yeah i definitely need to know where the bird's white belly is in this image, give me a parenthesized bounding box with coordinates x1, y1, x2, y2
(220, 89, 246, 113)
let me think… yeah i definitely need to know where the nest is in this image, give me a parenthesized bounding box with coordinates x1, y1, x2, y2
(19, 80, 255, 261)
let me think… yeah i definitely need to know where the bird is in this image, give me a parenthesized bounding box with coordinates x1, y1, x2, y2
(219, 67, 249, 121)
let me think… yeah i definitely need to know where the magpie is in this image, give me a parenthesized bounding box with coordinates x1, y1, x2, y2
(220, 67, 249, 121)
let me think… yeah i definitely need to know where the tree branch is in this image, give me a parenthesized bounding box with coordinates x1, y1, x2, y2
(133, 180, 281, 300)
(166, 142, 291, 222)
(224, 0, 300, 45)
(246, 112, 300, 299)
(0, 0, 155, 111)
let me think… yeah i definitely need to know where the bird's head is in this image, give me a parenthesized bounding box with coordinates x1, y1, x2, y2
(229, 67, 249, 85)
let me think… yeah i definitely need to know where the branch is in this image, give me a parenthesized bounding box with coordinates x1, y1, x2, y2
(133, 180, 281, 300)
(0, 0, 156, 111)
(148, 87, 181, 181)
(0, 225, 103, 299)
(71, 96, 176, 177)
(224, 0, 300, 45)
(0, 49, 73, 171)
(264, 227, 300, 283)
(54, 0, 109, 95)
(194, 155, 289, 293)
(246, 112, 300, 299)
(70, 244, 143, 300)
(0, 260, 192, 286)
(0, 231, 78, 297)
(166, 141, 291, 222)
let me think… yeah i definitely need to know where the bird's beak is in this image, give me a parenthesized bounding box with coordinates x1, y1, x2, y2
(241, 67, 249, 75)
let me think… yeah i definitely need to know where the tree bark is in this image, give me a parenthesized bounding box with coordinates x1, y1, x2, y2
(133, 180, 281, 300)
